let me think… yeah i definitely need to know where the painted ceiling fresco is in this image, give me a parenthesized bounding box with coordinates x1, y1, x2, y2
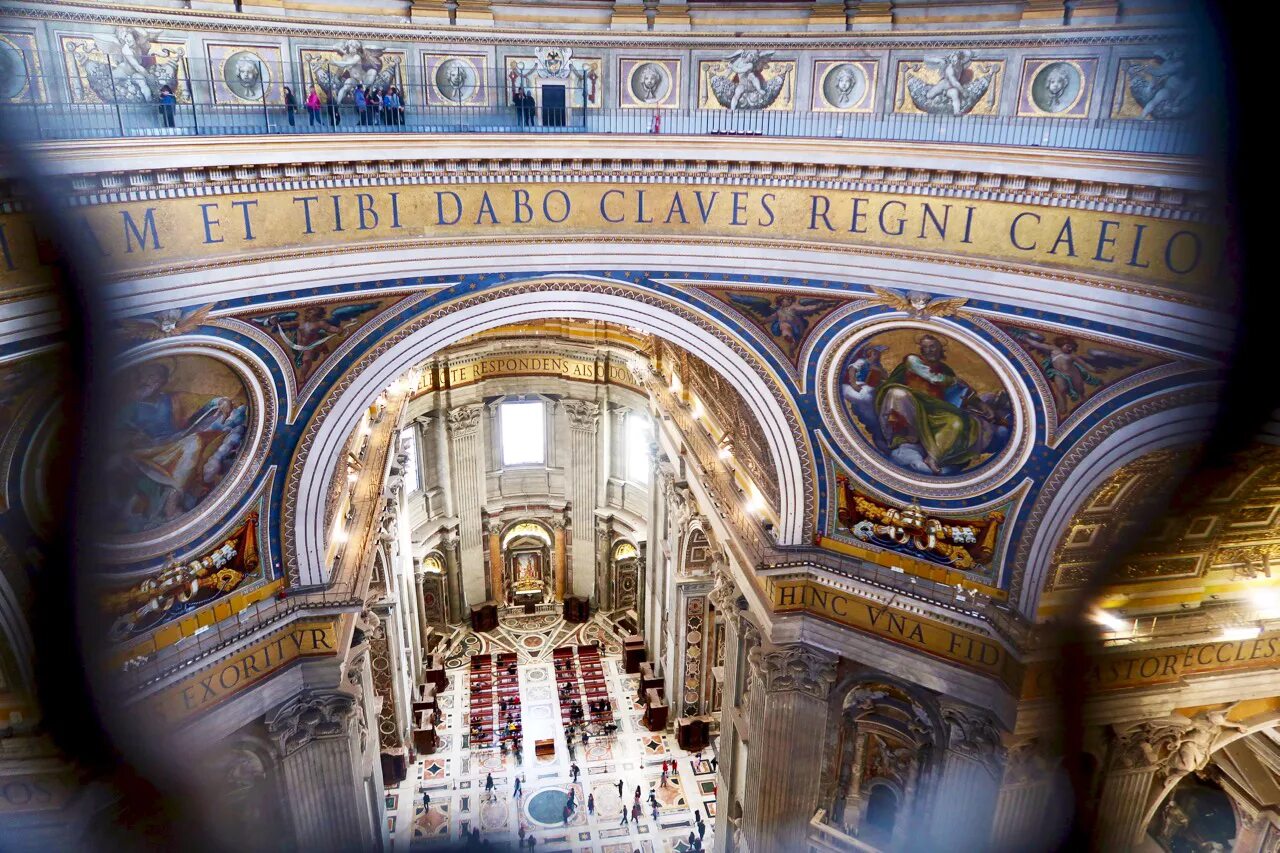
(84, 268, 1219, 649)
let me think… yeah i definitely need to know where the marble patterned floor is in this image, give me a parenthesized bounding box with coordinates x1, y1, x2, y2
(386, 611, 717, 852)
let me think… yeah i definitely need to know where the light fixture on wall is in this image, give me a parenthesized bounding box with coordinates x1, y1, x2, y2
(1217, 625, 1262, 641)
(1089, 608, 1129, 634)
(1250, 586, 1280, 619)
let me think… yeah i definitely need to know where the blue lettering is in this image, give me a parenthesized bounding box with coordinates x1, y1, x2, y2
(122, 208, 162, 253)
(293, 195, 319, 234)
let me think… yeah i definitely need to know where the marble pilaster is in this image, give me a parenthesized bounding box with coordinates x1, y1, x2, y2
(740, 643, 839, 853)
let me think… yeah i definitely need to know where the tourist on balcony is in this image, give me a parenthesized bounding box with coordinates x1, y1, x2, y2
(354, 85, 367, 126)
(385, 87, 403, 127)
(157, 86, 176, 129)
(283, 86, 296, 127)
(306, 86, 322, 126)
(368, 88, 383, 125)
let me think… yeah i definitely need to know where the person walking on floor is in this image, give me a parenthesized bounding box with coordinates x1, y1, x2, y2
(485, 772, 495, 800)
(619, 806, 628, 826)
(709, 754, 718, 772)
(518, 825, 526, 847)
(587, 793, 594, 815)
(631, 802, 641, 823)
(651, 800, 659, 821)
(570, 763, 580, 783)
(513, 776, 522, 799)
(698, 818, 706, 841)
(562, 802, 572, 825)
(660, 768, 669, 788)
(528, 834, 536, 851)
(616, 779, 623, 798)
(422, 791, 430, 811)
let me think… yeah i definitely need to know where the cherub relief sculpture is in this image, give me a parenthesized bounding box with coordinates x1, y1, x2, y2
(1125, 48, 1197, 119)
(310, 39, 400, 103)
(76, 26, 183, 103)
(708, 49, 792, 110)
(905, 50, 997, 116)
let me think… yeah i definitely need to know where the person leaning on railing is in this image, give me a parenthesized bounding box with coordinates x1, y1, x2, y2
(283, 86, 296, 127)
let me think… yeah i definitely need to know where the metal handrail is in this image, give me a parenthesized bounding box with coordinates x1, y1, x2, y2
(2, 70, 1207, 155)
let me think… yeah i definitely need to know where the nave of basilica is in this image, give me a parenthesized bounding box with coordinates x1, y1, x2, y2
(0, 0, 1270, 851)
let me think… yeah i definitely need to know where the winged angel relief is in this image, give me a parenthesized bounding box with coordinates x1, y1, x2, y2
(249, 302, 381, 382)
(309, 40, 401, 103)
(707, 49, 792, 110)
(905, 50, 997, 116)
(72, 27, 184, 103)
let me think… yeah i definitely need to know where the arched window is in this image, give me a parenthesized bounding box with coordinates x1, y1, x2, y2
(862, 784, 898, 841)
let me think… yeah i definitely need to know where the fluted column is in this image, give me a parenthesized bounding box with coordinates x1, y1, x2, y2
(267, 690, 374, 852)
(989, 738, 1063, 850)
(929, 705, 1006, 851)
(446, 404, 485, 604)
(415, 564, 432, 647)
(486, 518, 504, 604)
(741, 643, 839, 853)
(1094, 724, 1163, 851)
(442, 528, 463, 622)
(552, 518, 567, 601)
(564, 400, 600, 600)
(595, 517, 613, 608)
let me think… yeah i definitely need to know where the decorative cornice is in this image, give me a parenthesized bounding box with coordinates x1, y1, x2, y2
(0, 3, 1189, 51)
(48, 153, 1211, 222)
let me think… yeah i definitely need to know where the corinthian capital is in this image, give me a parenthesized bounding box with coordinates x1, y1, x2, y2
(446, 403, 483, 435)
(265, 690, 357, 757)
(747, 643, 838, 699)
(707, 557, 738, 613)
(941, 704, 1006, 773)
(563, 399, 601, 430)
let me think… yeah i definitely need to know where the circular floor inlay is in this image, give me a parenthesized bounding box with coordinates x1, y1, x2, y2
(527, 789, 570, 826)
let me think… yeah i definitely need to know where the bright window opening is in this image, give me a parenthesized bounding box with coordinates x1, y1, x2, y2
(627, 412, 652, 485)
(501, 401, 545, 466)
(399, 426, 420, 493)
